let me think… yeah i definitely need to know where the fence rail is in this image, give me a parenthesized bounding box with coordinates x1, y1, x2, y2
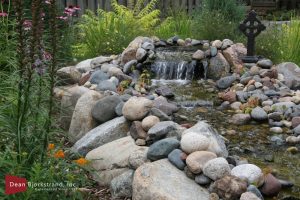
(58, 0, 203, 15)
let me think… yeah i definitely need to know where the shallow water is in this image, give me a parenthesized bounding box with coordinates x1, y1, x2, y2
(151, 80, 300, 199)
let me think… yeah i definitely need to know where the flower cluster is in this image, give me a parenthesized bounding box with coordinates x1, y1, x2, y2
(0, 12, 8, 17)
(47, 143, 90, 166)
(57, 5, 80, 21)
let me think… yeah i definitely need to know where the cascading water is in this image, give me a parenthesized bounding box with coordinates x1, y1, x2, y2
(151, 47, 206, 80)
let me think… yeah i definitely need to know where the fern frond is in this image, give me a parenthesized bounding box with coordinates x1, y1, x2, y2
(140, 10, 161, 29)
(138, 0, 158, 18)
(134, 0, 146, 15)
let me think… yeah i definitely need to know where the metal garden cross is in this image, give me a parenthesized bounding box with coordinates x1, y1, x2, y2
(239, 10, 266, 63)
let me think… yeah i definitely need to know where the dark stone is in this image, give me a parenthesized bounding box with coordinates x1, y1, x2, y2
(123, 60, 137, 74)
(216, 75, 236, 89)
(155, 86, 175, 98)
(260, 173, 282, 197)
(92, 95, 122, 123)
(130, 121, 147, 140)
(168, 149, 186, 170)
(247, 185, 264, 200)
(115, 102, 125, 116)
(268, 112, 282, 121)
(236, 91, 248, 103)
(90, 70, 109, 84)
(153, 97, 179, 115)
(293, 124, 300, 136)
(147, 138, 180, 161)
(195, 174, 212, 185)
(147, 121, 178, 142)
(149, 107, 171, 121)
(278, 179, 294, 188)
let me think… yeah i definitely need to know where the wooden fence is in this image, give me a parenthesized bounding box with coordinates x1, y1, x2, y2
(58, 0, 203, 15)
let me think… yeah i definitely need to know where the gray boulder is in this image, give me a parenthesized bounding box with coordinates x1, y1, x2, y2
(57, 66, 81, 85)
(216, 75, 236, 89)
(207, 53, 230, 80)
(257, 59, 273, 69)
(251, 106, 268, 121)
(96, 80, 117, 92)
(276, 62, 300, 89)
(110, 170, 134, 199)
(72, 117, 129, 156)
(90, 70, 109, 84)
(90, 56, 113, 69)
(132, 159, 209, 200)
(123, 60, 137, 74)
(147, 121, 180, 142)
(153, 96, 179, 115)
(92, 95, 122, 123)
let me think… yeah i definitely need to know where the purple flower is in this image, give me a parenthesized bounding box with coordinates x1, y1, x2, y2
(23, 20, 32, 31)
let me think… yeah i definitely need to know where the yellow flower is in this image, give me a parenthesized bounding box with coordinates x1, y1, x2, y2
(74, 158, 89, 166)
(48, 143, 55, 150)
(54, 150, 65, 158)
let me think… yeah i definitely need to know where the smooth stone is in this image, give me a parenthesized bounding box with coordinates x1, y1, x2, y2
(101, 63, 119, 73)
(90, 56, 113, 68)
(136, 47, 147, 61)
(141, 115, 160, 131)
(211, 175, 247, 200)
(72, 117, 129, 156)
(271, 102, 296, 112)
(210, 46, 218, 57)
(132, 159, 209, 200)
(278, 179, 294, 188)
(257, 59, 273, 69)
(216, 75, 236, 89)
(141, 41, 154, 50)
(149, 107, 171, 121)
(247, 185, 264, 200)
(123, 60, 137, 74)
(181, 132, 210, 154)
(57, 66, 81, 85)
(276, 62, 300, 89)
(155, 86, 175, 98)
(181, 121, 228, 157)
(128, 147, 149, 169)
(192, 50, 205, 60)
(68, 90, 103, 143)
(186, 151, 217, 174)
(268, 112, 282, 121)
(147, 138, 180, 161)
(135, 139, 146, 146)
(286, 135, 300, 144)
(90, 70, 109, 84)
(115, 102, 124, 116)
(147, 121, 179, 142)
(75, 59, 92, 73)
(221, 39, 233, 49)
(203, 157, 231, 181)
(231, 114, 251, 125)
(153, 96, 179, 115)
(251, 106, 268, 121)
(231, 164, 264, 186)
(122, 97, 153, 121)
(130, 121, 148, 140)
(195, 174, 212, 185)
(260, 173, 282, 197)
(85, 136, 141, 186)
(110, 170, 134, 199)
(270, 127, 283, 134)
(207, 53, 230, 80)
(240, 192, 261, 200)
(96, 80, 117, 92)
(292, 117, 300, 128)
(92, 95, 122, 123)
(230, 102, 242, 110)
(167, 149, 186, 170)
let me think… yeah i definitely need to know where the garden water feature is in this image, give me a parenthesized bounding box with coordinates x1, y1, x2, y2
(150, 79, 300, 199)
(151, 46, 208, 80)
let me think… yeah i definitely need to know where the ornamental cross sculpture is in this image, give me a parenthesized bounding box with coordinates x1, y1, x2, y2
(239, 10, 266, 63)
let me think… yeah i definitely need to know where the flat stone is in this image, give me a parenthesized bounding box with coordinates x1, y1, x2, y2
(132, 159, 209, 200)
(147, 138, 180, 161)
(216, 75, 236, 89)
(257, 59, 273, 69)
(167, 149, 186, 170)
(147, 121, 179, 142)
(72, 117, 129, 156)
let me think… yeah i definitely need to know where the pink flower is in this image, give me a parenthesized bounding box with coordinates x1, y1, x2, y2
(45, 0, 51, 4)
(73, 6, 80, 11)
(57, 16, 68, 21)
(43, 51, 52, 60)
(0, 12, 8, 17)
(23, 20, 32, 31)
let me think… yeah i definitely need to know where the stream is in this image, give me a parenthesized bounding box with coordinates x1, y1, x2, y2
(149, 47, 300, 199)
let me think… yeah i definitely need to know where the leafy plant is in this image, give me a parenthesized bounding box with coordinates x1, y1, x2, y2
(193, 0, 246, 41)
(73, 0, 160, 59)
(155, 9, 194, 39)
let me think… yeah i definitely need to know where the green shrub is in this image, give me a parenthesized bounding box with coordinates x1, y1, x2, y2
(73, 0, 160, 59)
(280, 18, 300, 65)
(155, 10, 194, 39)
(192, 0, 246, 41)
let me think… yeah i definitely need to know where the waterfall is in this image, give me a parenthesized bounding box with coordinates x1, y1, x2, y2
(151, 61, 195, 80)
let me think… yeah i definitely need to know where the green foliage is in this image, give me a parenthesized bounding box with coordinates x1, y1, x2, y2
(155, 10, 194, 39)
(256, 18, 300, 66)
(73, 0, 160, 59)
(280, 18, 300, 65)
(193, 0, 246, 41)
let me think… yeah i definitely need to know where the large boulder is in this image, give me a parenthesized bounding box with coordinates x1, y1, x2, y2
(57, 66, 81, 85)
(276, 62, 300, 89)
(59, 85, 89, 130)
(132, 159, 209, 200)
(68, 90, 103, 143)
(207, 53, 230, 80)
(181, 121, 228, 157)
(122, 97, 153, 121)
(121, 37, 150, 64)
(72, 117, 129, 156)
(91, 95, 122, 123)
(110, 170, 134, 199)
(86, 136, 142, 186)
(222, 43, 246, 73)
(75, 59, 92, 73)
